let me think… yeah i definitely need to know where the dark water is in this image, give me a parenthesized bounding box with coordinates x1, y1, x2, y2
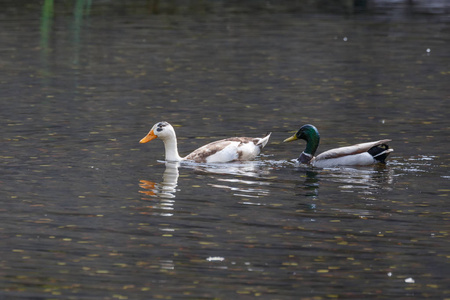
(1, 2, 449, 299)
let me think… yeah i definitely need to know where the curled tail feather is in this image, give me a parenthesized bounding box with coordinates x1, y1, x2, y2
(257, 132, 272, 148)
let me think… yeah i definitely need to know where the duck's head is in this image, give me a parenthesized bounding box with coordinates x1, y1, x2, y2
(283, 124, 320, 156)
(140, 121, 175, 143)
(283, 124, 320, 143)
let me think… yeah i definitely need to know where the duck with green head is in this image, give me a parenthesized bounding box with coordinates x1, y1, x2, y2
(283, 124, 393, 168)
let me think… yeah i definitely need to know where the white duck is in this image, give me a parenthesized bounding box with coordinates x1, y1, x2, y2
(283, 124, 393, 168)
(140, 121, 271, 163)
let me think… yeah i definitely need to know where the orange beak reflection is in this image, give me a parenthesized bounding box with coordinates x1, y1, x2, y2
(139, 130, 158, 143)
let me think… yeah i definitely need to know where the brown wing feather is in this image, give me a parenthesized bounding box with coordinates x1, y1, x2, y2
(184, 137, 256, 163)
(316, 139, 391, 160)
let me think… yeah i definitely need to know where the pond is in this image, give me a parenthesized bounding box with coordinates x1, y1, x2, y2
(1, 1, 449, 299)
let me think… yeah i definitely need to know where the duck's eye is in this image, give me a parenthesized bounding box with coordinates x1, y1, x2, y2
(156, 127, 163, 132)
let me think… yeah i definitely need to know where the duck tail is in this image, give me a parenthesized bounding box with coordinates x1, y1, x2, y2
(368, 144, 394, 163)
(257, 132, 272, 148)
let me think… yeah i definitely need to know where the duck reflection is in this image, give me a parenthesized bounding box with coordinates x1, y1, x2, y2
(139, 162, 180, 216)
(187, 161, 273, 202)
(294, 163, 394, 196)
(186, 160, 272, 178)
(139, 160, 277, 208)
(296, 170, 320, 198)
(321, 164, 394, 193)
(293, 164, 395, 215)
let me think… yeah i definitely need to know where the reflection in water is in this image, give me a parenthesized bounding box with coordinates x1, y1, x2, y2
(139, 162, 180, 216)
(186, 160, 273, 178)
(297, 170, 320, 199)
(72, 0, 92, 65)
(209, 178, 270, 201)
(293, 163, 395, 197)
(320, 165, 394, 193)
(187, 161, 274, 204)
(293, 164, 396, 218)
(39, 0, 53, 80)
(139, 160, 278, 207)
(139, 161, 179, 199)
(39, 0, 93, 78)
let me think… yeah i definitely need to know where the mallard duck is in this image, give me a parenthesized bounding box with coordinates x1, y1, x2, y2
(283, 124, 393, 168)
(140, 121, 271, 163)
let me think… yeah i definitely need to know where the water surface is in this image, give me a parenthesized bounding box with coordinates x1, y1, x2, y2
(1, 3, 449, 299)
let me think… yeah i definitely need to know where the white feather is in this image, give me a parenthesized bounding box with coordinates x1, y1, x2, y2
(205, 142, 240, 163)
(312, 152, 376, 168)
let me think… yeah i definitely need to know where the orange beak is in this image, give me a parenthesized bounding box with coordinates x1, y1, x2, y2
(139, 130, 158, 143)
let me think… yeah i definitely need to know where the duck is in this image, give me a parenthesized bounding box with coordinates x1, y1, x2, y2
(140, 121, 271, 163)
(283, 124, 393, 168)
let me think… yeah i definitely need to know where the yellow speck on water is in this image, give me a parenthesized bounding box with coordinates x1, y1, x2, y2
(237, 290, 251, 295)
(192, 185, 201, 188)
(199, 241, 217, 246)
(122, 285, 135, 290)
(317, 269, 329, 273)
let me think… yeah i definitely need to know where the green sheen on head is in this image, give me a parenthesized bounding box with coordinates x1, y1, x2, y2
(296, 124, 319, 139)
(295, 124, 320, 156)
